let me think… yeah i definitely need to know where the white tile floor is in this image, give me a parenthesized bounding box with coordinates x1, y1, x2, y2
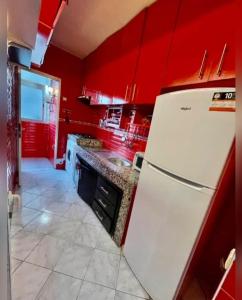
(10, 158, 150, 300)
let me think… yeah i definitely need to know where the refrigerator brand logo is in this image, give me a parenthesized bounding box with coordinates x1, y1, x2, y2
(180, 107, 191, 111)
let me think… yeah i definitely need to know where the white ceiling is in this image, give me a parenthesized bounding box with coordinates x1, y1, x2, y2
(7, 0, 41, 49)
(52, 0, 157, 59)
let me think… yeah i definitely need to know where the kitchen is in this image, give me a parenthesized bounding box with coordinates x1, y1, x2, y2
(1, 0, 235, 300)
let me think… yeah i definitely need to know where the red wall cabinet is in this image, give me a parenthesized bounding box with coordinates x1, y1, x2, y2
(82, 0, 235, 106)
(112, 11, 145, 104)
(213, 261, 235, 300)
(31, 0, 67, 66)
(164, 0, 235, 87)
(39, 0, 62, 27)
(131, 0, 180, 104)
(82, 33, 117, 104)
(208, 1, 235, 81)
(82, 11, 145, 105)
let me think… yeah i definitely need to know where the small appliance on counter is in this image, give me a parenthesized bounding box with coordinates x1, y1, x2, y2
(132, 152, 145, 172)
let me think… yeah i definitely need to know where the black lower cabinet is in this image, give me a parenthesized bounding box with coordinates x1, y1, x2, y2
(95, 189, 116, 218)
(77, 154, 98, 206)
(92, 200, 112, 233)
(76, 154, 123, 236)
(93, 176, 123, 235)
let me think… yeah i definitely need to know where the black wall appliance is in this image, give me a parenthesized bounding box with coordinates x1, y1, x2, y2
(76, 154, 98, 206)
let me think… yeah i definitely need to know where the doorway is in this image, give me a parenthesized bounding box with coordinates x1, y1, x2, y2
(19, 69, 61, 177)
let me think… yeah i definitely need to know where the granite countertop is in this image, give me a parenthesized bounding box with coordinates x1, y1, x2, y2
(79, 147, 139, 186)
(75, 145, 140, 246)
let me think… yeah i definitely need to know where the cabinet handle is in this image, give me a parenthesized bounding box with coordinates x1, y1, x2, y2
(198, 50, 208, 79)
(98, 198, 107, 208)
(216, 43, 227, 77)
(131, 83, 137, 102)
(95, 210, 103, 221)
(124, 84, 129, 101)
(100, 186, 109, 195)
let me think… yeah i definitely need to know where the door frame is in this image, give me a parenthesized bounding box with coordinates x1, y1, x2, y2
(19, 67, 61, 168)
(0, 0, 11, 299)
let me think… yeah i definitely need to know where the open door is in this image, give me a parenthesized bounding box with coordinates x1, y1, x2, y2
(19, 69, 60, 168)
(0, 1, 11, 299)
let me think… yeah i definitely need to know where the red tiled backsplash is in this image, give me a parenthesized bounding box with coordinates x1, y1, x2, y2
(22, 121, 50, 157)
(57, 119, 147, 164)
(96, 126, 147, 161)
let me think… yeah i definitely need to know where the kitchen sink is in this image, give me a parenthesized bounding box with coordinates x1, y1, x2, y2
(108, 157, 132, 168)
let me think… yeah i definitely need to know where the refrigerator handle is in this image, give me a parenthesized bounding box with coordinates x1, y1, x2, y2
(146, 162, 207, 191)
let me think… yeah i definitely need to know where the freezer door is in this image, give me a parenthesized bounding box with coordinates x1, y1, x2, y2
(124, 160, 214, 300)
(145, 88, 235, 188)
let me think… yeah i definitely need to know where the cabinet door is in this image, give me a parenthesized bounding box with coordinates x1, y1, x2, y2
(83, 51, 102, 91)
(83, 10, 145, 105)
(32, 0, 66, 66)
(113, 11, 145, 104)
(164, 0, 222, 87)
(39, 0, 61, 27)
(83, 29, 122, 104)
(208, 1, 235, 81)
(132, 0, 180, 105)
(96, 32, 122, 97)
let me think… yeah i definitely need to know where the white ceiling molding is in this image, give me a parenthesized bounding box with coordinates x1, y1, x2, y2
(7, 0, 41, 49)
(52, 0, 157, 58)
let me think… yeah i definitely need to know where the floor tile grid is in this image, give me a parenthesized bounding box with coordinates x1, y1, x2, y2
(18, 204, 122, 296)
(11, 202, 115, 293)
(10, 208, 42, 230)
(82, 248, 122, 289)
(11, 258, 23, 275)
(14, 188, 81, 228)
(11, 231, 45, 268)
(34, 270, 84, 300)
(11, 237, 85, 299)
(11, 159, 150, 300)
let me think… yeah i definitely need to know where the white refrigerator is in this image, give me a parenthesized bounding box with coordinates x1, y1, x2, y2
(124, 88, 235, 300)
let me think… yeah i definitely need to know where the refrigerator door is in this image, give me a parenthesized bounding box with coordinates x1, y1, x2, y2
(124, 160, 214, 300)
(145, 88, 235, 189)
